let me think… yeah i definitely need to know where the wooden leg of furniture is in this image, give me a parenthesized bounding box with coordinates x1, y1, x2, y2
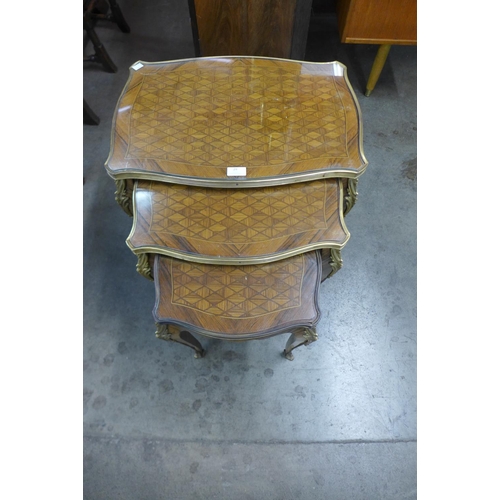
(108, 0, 131, 33)
(83, 99, 100, 125)
(83, 14, 118, 73)
(155, 323, 206, 359)
(365, 44, 391, 96)
(187, 0, 201, 57)
(283, 327, 318, 361)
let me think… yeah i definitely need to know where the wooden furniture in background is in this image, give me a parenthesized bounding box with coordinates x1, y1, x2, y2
(84, 98, 100, 125)
(188, 0, 313, 59)
(105, 56, 368, 360)
(83, 0, 131, 124)
(336, 0, 417, 95)
(83, 0, 131, 73)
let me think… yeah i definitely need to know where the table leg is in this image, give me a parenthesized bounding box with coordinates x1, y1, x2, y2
(283, 327, 318, 361)
(136, 253, 153, 281)
(344, 178, 358, 216)
(365, 44, 391, 96)
(155, 323, 206, 359)
(325, 249, 343, 280)
(114, 179, 133, 216)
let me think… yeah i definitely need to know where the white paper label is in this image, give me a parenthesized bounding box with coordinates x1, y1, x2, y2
(131, 62, 144, 70)
(226, 167, 247, 177)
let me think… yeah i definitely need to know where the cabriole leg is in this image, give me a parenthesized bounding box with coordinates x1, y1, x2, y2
(136, 253, 153, 281)
(344, 178, 358, 216)
(325, 249, 343, 280)
(155, 323, 206, 359)
(283, 327, 318, 361)
(114, 179, 133, 216)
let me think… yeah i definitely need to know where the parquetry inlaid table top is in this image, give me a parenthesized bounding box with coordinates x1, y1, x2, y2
(105, 56, 368, 187)
(127, 178, 350, 264)
(153, 251, 321, 340)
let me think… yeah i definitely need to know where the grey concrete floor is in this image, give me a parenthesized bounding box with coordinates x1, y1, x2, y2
(84, 1, 417, 498)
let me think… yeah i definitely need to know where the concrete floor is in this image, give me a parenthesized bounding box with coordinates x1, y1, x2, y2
(83, 1, 417, 498)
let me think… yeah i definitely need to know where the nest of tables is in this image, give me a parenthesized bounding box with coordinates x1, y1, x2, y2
(104, 56, 368, 360)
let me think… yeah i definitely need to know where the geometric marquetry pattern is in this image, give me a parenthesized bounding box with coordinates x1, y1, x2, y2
(170, 255, 304, 318)
(126, 59, 347, 166)
(150, 181, 327, 242)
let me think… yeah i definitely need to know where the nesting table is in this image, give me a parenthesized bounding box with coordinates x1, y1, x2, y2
(105, 56, 368, 360)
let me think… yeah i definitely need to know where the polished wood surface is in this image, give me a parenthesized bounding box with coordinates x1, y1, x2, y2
(192, 0, 296, 58)
(189, 0, 312, 59)
(153, 251, 321, 339)
(104, 56, 369, 360)
(105, 56, 367, 186)
(127, 178, 349, 264)
(336, 0, 416, 95)
(336, 0, 417, 45)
